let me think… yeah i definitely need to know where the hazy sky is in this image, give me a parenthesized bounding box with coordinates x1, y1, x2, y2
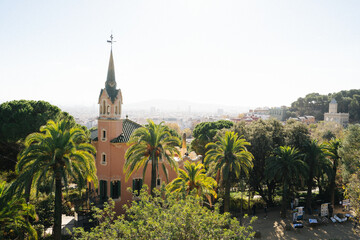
(1, 0, 359, 109)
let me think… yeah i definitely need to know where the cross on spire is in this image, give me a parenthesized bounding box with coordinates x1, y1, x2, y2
(107, 34, 116, 48)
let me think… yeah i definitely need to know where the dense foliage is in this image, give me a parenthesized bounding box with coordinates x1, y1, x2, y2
(12, 120, 97, 240)
(0, 180, 37, 239)
(191, 120, 233, 157)
(73, 187, 256, 240)
(0, 100, 83, 171)
(266, 146, 307, 218)
(205, 131, 254, 212)
(167, 161, 217, 204)
(125, 120, 181, 193)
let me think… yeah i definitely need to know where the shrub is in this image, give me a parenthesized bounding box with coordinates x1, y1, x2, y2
(73, 186, 256, 240)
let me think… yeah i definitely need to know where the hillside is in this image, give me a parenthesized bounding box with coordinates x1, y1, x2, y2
(289, 89, 360, 122)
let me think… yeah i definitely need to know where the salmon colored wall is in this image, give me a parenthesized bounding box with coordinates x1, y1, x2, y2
(94, 88, 181, 214)
(93, 122, 180, 215)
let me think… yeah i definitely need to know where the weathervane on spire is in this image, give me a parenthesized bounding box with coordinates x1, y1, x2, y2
(107, 34, 116, 48)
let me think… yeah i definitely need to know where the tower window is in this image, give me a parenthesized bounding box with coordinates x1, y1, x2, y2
(101, 153, 107, 165)
(102, 130, 106, 140)
(107, 105, 110, 114)
(115, 106, 118, 115)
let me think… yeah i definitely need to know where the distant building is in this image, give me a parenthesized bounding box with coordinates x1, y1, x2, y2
(231, 115, 260, 123)
(289, 116, 315, 125)
(269, 106, 287, 121)
(324, 99, 349, 126)
(249, 107, 270, 115)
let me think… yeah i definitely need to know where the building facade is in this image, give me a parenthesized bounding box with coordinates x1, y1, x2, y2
(91, 48, 178, 214)
(324, 99, 349, 127)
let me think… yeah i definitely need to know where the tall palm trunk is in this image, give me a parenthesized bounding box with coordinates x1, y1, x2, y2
(224, 177, 231, 213)
(281, 182, 288, 218)
(306, 168, 313, 214)
(330, 161, 338, 208)
(54, 170, 62, 240)
(150, 155, 157, 195)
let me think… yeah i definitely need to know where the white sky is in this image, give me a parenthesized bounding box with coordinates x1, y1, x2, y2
(0, 0, 359, 109)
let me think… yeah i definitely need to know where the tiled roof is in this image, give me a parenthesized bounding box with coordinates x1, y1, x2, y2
(90, 128, 98, 141)
(111, 119, 142, 143)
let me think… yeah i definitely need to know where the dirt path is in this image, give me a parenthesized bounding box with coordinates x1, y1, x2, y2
(243, 206, 360, 239)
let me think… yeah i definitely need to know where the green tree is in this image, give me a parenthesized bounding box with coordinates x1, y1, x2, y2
(303, 140, 331, 213)
(246, 119, 285, 206)
(344, 173, 360, 226)
(13, 120, 97, 240)
(191, 120, 233, 157)
(339, 124, 360, 182)
(349, 95, 360, 123)
(309, 121, 344, 142)
(324, 138, 342, 208)
(0, 100, 83, 172)
(0, 180, 37, 239)
(124, 119, 181, 194)
(266, 146, 307, 218)
(73, 187, 255, 240)
(167, 161, 217, 204)
(205, 131, 254, 212)
(285, 119, 311, 152)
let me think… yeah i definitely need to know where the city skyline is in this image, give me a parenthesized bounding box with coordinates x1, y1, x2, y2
(1, 1, 360, 109)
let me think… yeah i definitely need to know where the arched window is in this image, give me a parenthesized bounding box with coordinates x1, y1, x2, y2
(107, 105, 110, 114)
(115, 106, 118, 115)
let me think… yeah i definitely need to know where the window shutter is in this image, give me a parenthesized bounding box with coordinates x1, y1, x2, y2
(110, 181, 113, 198)
(118, 180, 121, 198)
(104, 180, 107, 198)
(132, 179, 136, 191)
(99, 180, 104, 197)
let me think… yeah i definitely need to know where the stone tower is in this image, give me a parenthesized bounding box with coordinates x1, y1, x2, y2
(329, 98, 338, 113)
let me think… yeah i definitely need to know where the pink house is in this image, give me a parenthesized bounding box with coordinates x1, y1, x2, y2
(90, 47, 178, 214)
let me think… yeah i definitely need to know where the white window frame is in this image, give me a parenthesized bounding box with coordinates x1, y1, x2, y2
(101, 152, 107, 166)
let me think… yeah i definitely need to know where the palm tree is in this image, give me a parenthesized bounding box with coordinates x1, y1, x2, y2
(0, 181, 37, 240)
(14, 120, 98, 240)
(325, 138, 342, 208)
(167, 161, 217, 205)
(204, 131, 254, 212)
(266, 146, 307, 218)
(124, 119, 181, 194)
(303, 140, 330, 214)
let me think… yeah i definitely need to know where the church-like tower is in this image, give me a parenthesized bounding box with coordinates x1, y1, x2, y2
(97, 48, 123, 145)
(95, 43, 125, 204)
(91, 37, 177, 214)
(99, 49, 123, 120)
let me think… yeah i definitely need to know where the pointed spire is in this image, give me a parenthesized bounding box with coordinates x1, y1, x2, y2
(106, 49, 116, 88)
(105, 49, 118, 103)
